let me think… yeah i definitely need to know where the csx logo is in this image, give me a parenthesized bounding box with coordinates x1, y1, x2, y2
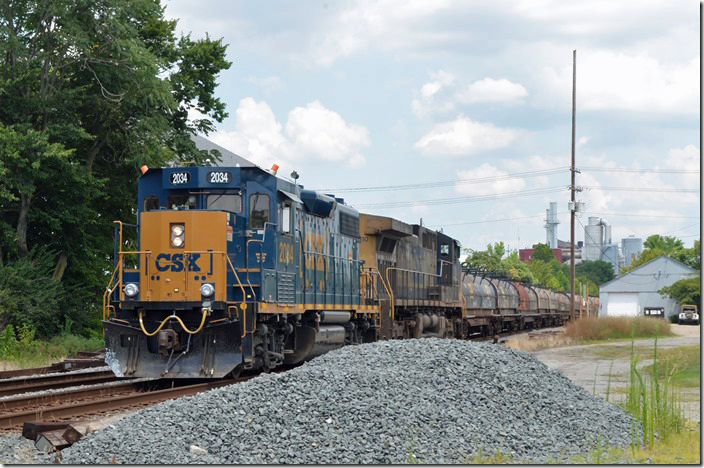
(155, 253, 201, 272)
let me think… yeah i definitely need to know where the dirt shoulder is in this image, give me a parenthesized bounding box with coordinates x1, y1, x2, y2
(529, 325, 700, 423)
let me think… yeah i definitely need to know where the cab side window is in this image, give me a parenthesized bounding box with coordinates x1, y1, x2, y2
(143, 195, 160, 211)
(250, 194, 269, 229)
(280, 203, 292, 234)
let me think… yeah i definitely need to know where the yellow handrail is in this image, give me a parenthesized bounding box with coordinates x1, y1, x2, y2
(102, 259, 122, 321)
(384, 266, 440, 321)
(138, 309, 207, 336)
(364, 266, 393, 324)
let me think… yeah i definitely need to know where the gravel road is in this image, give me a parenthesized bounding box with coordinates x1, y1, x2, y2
(531, 324, 700, 423)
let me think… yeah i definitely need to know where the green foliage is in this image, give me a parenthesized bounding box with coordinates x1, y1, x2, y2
(0, 0, 231, 337)
(463, 242, 505, 273)
(531, 242, 555, 263)
(576, 260, 615, 285)
(0, 247, 65, 337)
(622, 236, 699, 275)
(644, 235, 684, 253)
(0, 324, 103, 368)
(658, 275, 701, 306)
(643, 345, 700, 389)
(622, 338, 685, 449)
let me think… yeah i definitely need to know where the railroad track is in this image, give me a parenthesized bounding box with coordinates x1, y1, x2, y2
(0, 370, 117, 398)
(0, 378, 239, 430)
(0, 351, 105, 379)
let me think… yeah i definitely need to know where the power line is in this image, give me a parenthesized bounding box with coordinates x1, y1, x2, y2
(581, 166, 698, 174)
(583, 211, 700, 220)
(428, 212, 568, 227)
(583, 186, 698, 193)
(354, 186, 566, 209)
(315, 167, 569, 193)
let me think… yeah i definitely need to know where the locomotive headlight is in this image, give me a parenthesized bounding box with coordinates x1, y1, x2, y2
(200, 283, 215, 297)
(124, 283, 139, 297)
(170, 224, 185, 248)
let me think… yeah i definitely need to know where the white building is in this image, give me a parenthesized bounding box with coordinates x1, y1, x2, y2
(599, 256, 696, 319)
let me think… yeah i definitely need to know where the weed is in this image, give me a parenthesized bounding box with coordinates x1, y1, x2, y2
(565, 316, 674, 342)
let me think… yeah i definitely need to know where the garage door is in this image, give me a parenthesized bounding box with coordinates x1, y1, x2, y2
(606, 293, 639, 316)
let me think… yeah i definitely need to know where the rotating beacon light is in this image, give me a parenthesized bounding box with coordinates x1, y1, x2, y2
(170, 224, 185, 248)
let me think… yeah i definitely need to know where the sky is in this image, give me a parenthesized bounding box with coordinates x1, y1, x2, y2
(164, 0, 701, 255)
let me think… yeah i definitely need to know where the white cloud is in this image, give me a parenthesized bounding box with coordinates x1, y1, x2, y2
(285, 101, 370, 168)
(540, 50, 699, 114)
(412, 70, 456, 117)
(209, 98, 370, 170)
(455, 163, 527, 196)
(665, 144, 700, 188)
(312, 0, 453, 66)
(415, 116, 518, 156)
(457, 78, 528, 104)
(413, 73, 528, 117)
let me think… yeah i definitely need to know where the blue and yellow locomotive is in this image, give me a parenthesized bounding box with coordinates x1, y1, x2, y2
(103, 165, 380, 378)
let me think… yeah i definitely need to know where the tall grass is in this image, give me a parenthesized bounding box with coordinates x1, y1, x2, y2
(565, 316, 673, 342)
(0, 323, 104, 369)
(623, 337, 685, 450)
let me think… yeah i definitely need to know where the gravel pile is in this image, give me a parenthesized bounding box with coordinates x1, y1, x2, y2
(60, 339, 638, 464)
(0, 434, 55, 464)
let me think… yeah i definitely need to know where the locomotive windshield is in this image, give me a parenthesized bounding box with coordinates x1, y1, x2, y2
(167, 194, 196, 210)
(207, 193, 242, 213)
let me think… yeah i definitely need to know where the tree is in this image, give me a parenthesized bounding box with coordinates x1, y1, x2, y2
(659, 275, 701, 306)
(643, 234, 684, 254)
(531, 243, 555, 263)
(575, 260, 615, 286)
(463, 242, 506, 273)
(0, 0, 231, 336)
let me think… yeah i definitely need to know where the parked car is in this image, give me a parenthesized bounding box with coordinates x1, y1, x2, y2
(678, 304, 699, 325)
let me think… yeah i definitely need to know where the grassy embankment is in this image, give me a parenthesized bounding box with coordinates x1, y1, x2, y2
(506, 316, 675, 352)
(575, 338, 701, 464)
(0, 323, 103, 370)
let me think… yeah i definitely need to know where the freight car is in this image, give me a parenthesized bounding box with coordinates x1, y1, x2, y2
(103, 165, 596, 378)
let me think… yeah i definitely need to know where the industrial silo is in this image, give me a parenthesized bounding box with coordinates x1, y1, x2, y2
(602, 244, 619, 275)
(621, 236, 643, 267)
(584, 217, 604, 262)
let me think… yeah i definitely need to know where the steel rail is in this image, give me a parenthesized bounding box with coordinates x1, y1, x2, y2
(0, 381, 143, 411)
(0, 371, 116, 398)
(0, 380, 237, 429)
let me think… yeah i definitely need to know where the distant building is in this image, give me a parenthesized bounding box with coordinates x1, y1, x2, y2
(599, 255, 696, 319)
(621, 236, 643, 268)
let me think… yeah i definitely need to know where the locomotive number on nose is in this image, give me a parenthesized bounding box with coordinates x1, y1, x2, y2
(208, 171, 232, 184)
(170, 172, 191, 184)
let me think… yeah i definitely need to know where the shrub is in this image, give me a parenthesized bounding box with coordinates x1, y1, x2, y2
(564, 316, 673, 341)
(0, 247, 65, 337)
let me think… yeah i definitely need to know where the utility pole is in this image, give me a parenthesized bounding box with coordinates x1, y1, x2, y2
(570, 49, 577, 322)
